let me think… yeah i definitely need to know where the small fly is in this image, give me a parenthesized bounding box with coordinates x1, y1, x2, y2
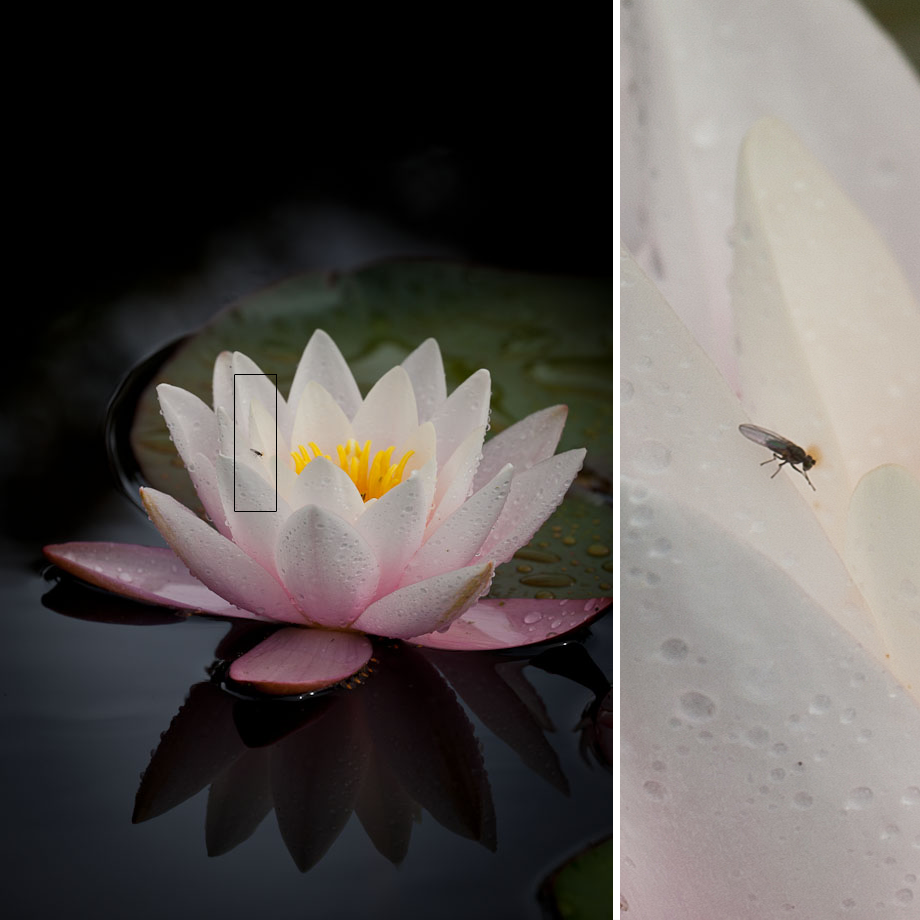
(739, 424, 816, 491)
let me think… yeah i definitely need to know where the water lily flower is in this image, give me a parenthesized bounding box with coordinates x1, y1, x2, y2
(45, 331, 606, 694)
(621, 2, 920, 915)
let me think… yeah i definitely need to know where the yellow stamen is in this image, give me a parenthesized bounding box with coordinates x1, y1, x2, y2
(291, 438, 414, 501)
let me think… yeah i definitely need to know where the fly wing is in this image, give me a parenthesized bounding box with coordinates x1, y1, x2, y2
(738, 424, 788, 450)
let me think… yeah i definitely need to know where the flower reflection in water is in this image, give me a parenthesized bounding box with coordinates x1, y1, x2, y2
(130, 627, 610, 871)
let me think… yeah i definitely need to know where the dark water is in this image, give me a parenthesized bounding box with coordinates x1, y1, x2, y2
(2, 527, 610, 919)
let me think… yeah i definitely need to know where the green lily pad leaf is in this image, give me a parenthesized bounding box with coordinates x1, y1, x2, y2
(130, 261, 611, 599)
(491, 488, 612, 599)
(539, 836, 613, 920)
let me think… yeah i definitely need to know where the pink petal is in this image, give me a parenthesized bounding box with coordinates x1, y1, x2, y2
(477, 448, 586, 565)
(43, 542, 272, 620)
(429, 369, 491, 465)
(401, 337, 447, 423)
(351, 562, 494, 639)
(472, 405, 568, 491)
(288, 329, 362, 421)
(410, 598, 609, 650)
(275, 504, 380, 627)
(140, 487, 304, 624)
(229, 627, 373, 694)
(401, 464, 512, 587)
(351, 366, 418, 450)
(354, 474, 432, 596)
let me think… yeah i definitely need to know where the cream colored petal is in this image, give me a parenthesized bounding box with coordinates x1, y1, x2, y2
(400, 337, 447, 423)
(288, 328, 362, 421)
(289, 380, 354, 459)
(351, 366, 418, 451)
(846, 465, 920, 705)
(733, 119, 920, 552)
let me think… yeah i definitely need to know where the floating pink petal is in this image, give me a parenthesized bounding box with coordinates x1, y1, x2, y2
(229, 628, 373, 694)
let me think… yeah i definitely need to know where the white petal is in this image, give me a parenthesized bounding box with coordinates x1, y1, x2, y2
(402, 464, 512, 587)
(355, 472, 433, 596)
(401, 337, 447, 423)
(621, 484, 920, 918)
(429, 369, 490, 466)
(275, 504, 380, 628)
(140, 487, 303, 624)
(285, 456, 365, 523)
(351, 366, 418, 451)
(473, 405, 567, 491)
(288, 329, 362, 420)
(214, 453, 288, 576)
(156, 385, 230, 538)
(428, 425, 486, 534)
(351, 562, 493, 639)
(289, 380, 354, 458)
(477, 449, 584, 566)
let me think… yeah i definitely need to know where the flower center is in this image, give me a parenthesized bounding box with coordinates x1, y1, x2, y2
(291, 438, 415, 501)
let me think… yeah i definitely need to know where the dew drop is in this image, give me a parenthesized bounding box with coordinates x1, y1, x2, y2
(809, 694, 831, 715)
(792, 792, 813, 809)
(678, 691, 715, 721)
(660, 638, 688, 661)
(621, 378, 635, 403)
(520, 573, 575, 588)
(902, 786, 920, 806)
(643, 780, 667, 801)
(635, 440, 671, 473)
(523, 612, 542, 625)
(895, 889, 913, 904)
(587, 543, 610, 557)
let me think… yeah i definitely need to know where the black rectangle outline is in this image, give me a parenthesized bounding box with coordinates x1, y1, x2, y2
(232, 373, 279, 512)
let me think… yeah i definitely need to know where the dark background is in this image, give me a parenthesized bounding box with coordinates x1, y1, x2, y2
(4, 17, 611, 549)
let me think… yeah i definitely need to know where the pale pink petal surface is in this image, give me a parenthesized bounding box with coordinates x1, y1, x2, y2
(141, 487, 304, 624)
(410, 598, 610, 650)
(401, 464, 512, 587)
(351, 562, 494, 639)
(43, 542, 270, 620)
(473, 405, 567, 490)
(478, 449, 587, 566)
(275, 504, 380, 628)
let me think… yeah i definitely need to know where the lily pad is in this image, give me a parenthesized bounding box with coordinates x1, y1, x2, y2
(539, 836, 613, 920)
(129, 261, 612, 599)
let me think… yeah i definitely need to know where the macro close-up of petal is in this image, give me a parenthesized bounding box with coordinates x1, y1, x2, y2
(621, 1, 920, 916)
